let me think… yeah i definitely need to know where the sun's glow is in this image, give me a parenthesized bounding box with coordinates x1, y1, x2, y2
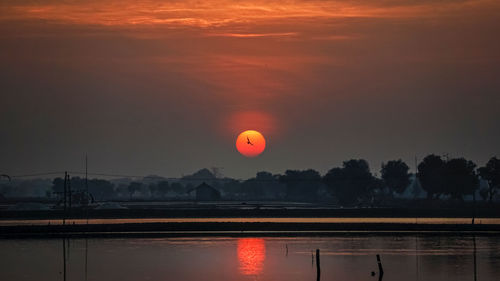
(237, 238, 266, 275)
(236, 130, 266, 157)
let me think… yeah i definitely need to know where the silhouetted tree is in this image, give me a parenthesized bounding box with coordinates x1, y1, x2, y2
(417, 154, 446, 199)
(170, 182, 184, 194)
(156, 181, 170, 198)
(52, 177, 65, 194)
(52, 177, 114, 201)
(241, 178, 264, 199)
(442, 158, 478, 200)
(279, 169, 321, 201)
(478, 157, 500, 202)
(217, 179, 241, 199)
(381, 160, 411, 194)
(241, 171, 284, 200)
(88, 179, 114, 201)
(370, 177, 386, 204)
(149, 183, 158, 198)
(149, 181, 170, 198)
(182, 168, 216, 186)
(323, 159, 377, 205)
(256, 171, 284, 199)
(255, 171, 273, 181)
(479, 187, 489, 201)
(128, 182, 142, 200)
(0, 184, 12, 199)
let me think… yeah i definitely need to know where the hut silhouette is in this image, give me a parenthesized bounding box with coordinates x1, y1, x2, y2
(187, 182, 221, 201)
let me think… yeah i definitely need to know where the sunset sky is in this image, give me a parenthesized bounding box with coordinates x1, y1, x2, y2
(1, 0, 499, 178)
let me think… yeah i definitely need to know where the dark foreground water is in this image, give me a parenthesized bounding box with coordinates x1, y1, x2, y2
(1, 235, 499, 281)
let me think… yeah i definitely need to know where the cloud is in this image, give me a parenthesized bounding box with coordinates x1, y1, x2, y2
(3, 0, 498, 29)
(1, 0, 499, 178)
(205, 32, 298, 38)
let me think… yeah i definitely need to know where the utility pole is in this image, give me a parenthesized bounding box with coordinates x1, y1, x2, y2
(472, 187, 476, 225)
(68, 174, 72, 209)
(63, 171, 67, 225)
(62, 171, 72, 224)
(85, 155, 89, 225)
(85, 155, 88, 200)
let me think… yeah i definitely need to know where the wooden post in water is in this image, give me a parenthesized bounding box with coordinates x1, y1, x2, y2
(473, 235, 477, 281)
(316, 249, 321, 281)
(376, 254, 384, 281)
(62, 238, 67, 281)
(415, 234, 419, 281)
(85, 237, 88, 281)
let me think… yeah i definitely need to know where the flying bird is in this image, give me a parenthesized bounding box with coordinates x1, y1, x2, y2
(247, 136, 254, 146)
(0, 174, 11, 181)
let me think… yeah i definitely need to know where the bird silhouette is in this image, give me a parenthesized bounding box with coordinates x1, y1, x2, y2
(247, 136, 254, 146)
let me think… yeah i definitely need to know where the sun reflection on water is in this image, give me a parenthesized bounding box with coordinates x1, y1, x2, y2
(237, 238, 266, 275)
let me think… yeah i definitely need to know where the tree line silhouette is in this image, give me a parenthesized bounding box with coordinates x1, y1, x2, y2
(1, 155, 499, 206)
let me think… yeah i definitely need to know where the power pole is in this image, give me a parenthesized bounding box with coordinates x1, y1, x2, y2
(68, 174, 72, 209)
(85, 155, 88, 201)
(63, 171, 67, 225)
(85, 155, 89, 225)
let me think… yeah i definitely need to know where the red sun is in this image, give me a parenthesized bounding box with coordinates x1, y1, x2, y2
(236, 130, 266, 157)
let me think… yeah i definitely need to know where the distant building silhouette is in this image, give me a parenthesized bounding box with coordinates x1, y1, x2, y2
(188, 182, 221, 201)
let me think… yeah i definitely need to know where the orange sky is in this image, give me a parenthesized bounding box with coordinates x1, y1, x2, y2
(3, 0, 498, 26)
(1, 0, 499, 177)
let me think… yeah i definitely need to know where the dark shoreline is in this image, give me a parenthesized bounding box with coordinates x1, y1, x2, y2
(2, 206, 500, 220)
(2, 222, 500, 239)
(3, 206, 500, 239)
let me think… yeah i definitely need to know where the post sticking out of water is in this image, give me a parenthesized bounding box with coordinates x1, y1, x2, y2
(316, 249, 321, 281)
(62, 238, 67, 281)
(473, 235, 477, 281)
(376, 254, 384, 281)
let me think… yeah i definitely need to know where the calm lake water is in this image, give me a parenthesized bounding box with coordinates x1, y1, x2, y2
(1, 235, 499, 281)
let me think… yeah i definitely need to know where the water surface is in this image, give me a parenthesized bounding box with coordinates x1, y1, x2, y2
(1, 235, 498, 281)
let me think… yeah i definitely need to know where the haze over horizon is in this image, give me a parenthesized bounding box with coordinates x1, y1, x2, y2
(1, 0, 499, 179)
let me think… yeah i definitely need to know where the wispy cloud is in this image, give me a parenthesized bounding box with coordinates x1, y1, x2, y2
(205, 32, 298, 38)
(2, 0, 498, 29)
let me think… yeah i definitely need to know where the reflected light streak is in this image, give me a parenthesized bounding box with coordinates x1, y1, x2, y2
(237, 238, 266, 275)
